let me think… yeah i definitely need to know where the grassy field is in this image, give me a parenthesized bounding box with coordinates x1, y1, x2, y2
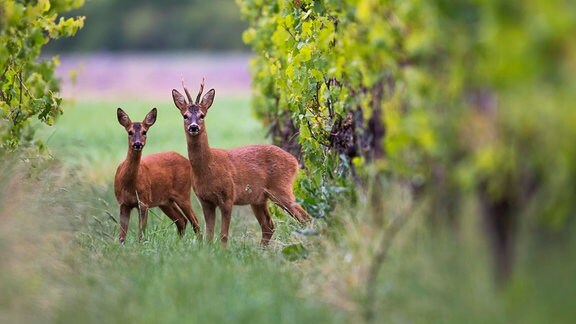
(1, 97, 575, 323)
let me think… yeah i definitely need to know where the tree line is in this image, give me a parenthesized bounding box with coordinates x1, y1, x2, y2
(46, 0, 248, 53)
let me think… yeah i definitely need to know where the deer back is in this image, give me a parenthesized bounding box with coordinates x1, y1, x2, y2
(226, 144, 299, 205)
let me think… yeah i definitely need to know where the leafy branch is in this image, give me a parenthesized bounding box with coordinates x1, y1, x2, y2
(0, 0, 84, 151)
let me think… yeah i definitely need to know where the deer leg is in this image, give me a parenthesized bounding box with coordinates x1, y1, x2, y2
(175, 199, 201, 237)
(119, 204, 131, 243)
(137, 205, 149, 243)
(200, 200, 217, 243)
(251, 203, 275, 246)
(219, 203, 233, 246)
(159, 204, 187, 237)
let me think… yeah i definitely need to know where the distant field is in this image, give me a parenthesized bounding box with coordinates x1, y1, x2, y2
(40, 96, 265, 185)
(55, 53, 252, 100)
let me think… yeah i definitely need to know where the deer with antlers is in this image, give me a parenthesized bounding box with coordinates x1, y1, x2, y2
(172, 79, 310, 246)
(114, 107, 201, 243)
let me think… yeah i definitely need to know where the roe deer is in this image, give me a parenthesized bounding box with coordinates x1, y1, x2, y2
(172, 79, 310, 246)
(114, 107, 201, 243)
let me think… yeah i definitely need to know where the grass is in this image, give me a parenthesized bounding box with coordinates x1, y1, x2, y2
(1, 98, 575, 323)
(56, 241, 340, 324)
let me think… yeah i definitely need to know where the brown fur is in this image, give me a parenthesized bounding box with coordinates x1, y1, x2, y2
(172, 84, 310, 246)
(114, 108, 201, 243)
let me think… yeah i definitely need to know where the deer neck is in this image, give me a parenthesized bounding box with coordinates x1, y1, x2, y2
(120, 148, 142, 189)
(186, 130, 212, 172)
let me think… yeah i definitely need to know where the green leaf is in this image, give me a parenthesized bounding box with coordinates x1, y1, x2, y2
(0, 0, 84, 151)
(282, 244, 309, 261)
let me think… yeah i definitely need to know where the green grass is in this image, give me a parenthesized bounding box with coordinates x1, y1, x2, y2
(55, 240, 339, 324)
(2, 99, 575, 323)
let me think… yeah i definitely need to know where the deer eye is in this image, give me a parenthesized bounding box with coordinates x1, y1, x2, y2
(183, 114, 188, 120)
(142, 131, 147, 136)
(128, 130, 134, 136)
(199, 114, 205, 121)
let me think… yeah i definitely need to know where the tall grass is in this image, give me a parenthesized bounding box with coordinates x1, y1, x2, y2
(0, 151, 343, 323)
(1, 99, 574, 323)
(55, 240, 342, 323)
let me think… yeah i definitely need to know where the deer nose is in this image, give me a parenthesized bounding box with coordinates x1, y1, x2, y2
(132, 142, 143, 150)
(188, 124, 199, 133)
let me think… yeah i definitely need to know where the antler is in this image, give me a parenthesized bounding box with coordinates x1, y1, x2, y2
(181, 76, 193, 104)
(180, 76, 205, 104)
(195, 77, 205, 104)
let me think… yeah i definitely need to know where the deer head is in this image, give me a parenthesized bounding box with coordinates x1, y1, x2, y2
(117, 107, 157, 151)
(172, 78, 215, 137)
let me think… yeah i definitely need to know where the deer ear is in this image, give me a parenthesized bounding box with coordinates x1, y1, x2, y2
(117, 108, 131, 128)
(201, 89, 215, 111)
(172, 89, 188, 113)
(143, 108, 157, 127)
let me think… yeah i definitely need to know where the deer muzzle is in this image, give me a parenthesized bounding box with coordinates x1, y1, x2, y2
(132, 142, 144, 150)
(188, 124, 200, 135)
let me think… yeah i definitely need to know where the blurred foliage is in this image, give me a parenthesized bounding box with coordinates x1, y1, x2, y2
(239, 0, 576, 278)
(0, 0, 84, 151)
(46, 0, 248, 52)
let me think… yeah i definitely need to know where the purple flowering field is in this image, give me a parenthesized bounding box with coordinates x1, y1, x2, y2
(55, 52, 252, 101)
